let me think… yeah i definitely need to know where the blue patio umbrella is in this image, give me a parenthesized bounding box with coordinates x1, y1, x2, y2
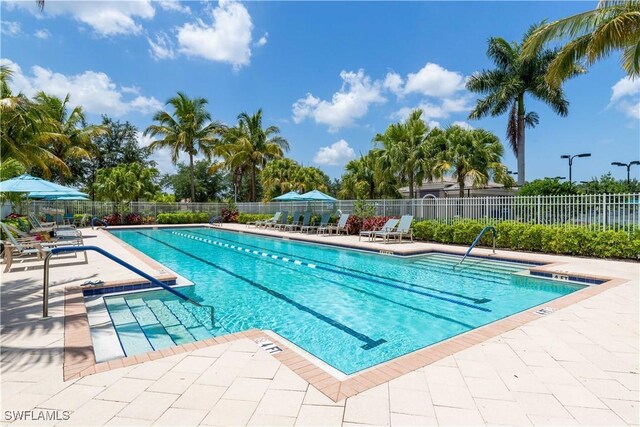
(0, 174, 88, 198)
(271, 191, 304, 201)
(298, 190, 337, 202)
(38, 194, 90, 201)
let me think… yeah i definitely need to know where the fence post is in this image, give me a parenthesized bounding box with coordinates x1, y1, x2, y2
(602, 193, 606, 231)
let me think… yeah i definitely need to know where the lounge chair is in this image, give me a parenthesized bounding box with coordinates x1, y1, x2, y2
(274, 211, 294, 231)
(320, 213, 350, 236)
(374, 214, 414, 243)
(359, 218, 399, 242)
(28, 214, 75, 232)
(284, 212, 310, 232)
(266, 211, 288, 229)
(300, 213, 330, 234)
(1, 222, 81, 241)
(254, 212, 281, 228)
(1, 222, 86, 272)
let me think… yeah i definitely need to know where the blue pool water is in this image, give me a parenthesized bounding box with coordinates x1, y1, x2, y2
(103, 227, 583, 374)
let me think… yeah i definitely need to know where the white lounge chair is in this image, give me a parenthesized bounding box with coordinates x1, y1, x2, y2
(359, 218, 399, 242)
(255, 212, 281, 228)
(320, 213, 350, 236)
(374, 214, 414, 243)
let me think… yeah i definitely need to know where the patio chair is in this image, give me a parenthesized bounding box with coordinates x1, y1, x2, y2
(359, 218, 399, 242)
(1, 222, 81, 241)
(28, 214, 75, 232)
(1, 222, 87, 272)
(320, 213, 350, 236)
(300, 213, 330, 234)
(374, 214, 414, 243)
(74, 214, 91, 227)
(271, 211, 290, 230)
(284, 212, 311, 232)
(254, 212, 281, 228)
(276, 212, 300, 231)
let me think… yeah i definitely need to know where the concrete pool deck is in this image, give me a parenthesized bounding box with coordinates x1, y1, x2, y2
(1, 224, 638, 426)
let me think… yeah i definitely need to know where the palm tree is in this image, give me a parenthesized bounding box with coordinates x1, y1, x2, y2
(33, 92, 105, 184)
(374, 109, 432, 198)
(523, 0, 640, 87)
(144, 92, 221, 202)
(466, 24, 583, 186)
(0, 66, 64, 177)
(214, 109, 289, 202)
(430, 126, 514, 197)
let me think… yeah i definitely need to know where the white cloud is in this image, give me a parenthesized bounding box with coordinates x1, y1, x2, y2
(1, 21, 21, 37)
(256, 32, 268, 47)
(148, 33, 176, 60)
(609, 77, 640, 120)
(157, 0, 191, 14)
(313, 139, 356, 166)
(404, 63, 466, 97)
(1, 58, 162, 116)
(292, 69, 386, 131)
(34, 29, 50, 39)
(451, 121, 474, 130)
(383, 71, 403, 96)
(6, 0, 155, 36)
(177, 0, 253, 69)
(392, 96, 472, 122)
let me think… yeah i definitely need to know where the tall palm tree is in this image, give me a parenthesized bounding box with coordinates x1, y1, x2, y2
(214, 109, 289, 202)
(144, 92, 221, 202)
(33, 92, 105, 184)
(0, 65, 64, 177)
(466, 24, 583, 186)
(374, 109, 432, 198)
(523, 0, 640, 87)
(338, 150, 399, 199)
(430, 126, 514, 197)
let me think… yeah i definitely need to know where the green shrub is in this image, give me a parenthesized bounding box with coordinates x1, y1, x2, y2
(411, 219, 638, 260)
(237, 213, 273, 224)
(156, 212, 210, 224)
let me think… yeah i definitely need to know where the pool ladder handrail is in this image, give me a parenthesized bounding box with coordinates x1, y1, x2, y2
(43, 245, 215, 329)
(91, 217, 109, 229)
(454, 226, 497, 270)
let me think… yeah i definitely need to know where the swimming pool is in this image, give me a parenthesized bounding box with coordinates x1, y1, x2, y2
(100, 226, 583, 375)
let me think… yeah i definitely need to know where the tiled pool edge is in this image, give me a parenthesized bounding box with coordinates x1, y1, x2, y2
(63, 272, 629, 400)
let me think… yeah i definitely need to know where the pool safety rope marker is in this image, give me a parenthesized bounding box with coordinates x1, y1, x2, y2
(171, 231, 318, 270)
(170, 230, 491, 313)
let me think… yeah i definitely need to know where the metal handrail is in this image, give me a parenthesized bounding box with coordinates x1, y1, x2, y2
(454, 226, 497, 270)
(91, 217, 108, 229)
(42, 245, 215, 329)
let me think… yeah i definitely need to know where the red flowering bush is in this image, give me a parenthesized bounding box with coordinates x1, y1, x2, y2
(361, 216, 396, 231)
(220, 207, 239, 223)
(345, 215, 362, 235)
(125, 213, 143, 225)
(103, 212, 121, 225)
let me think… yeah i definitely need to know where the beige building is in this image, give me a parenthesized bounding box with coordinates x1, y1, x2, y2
(398, 176, 518, 198)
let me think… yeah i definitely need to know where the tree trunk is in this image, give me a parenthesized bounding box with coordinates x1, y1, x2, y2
(517, 94, 526, 186)
(189, 153, 195, 202)
(458, 177, 465, 198)
(408, 170, 414, 199)
(250, 163, 256, 202)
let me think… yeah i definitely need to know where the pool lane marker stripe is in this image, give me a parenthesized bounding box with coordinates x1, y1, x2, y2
(188, 229, 490, 305)
(138, 232, 386, 350)
(170, 230, 489, 313)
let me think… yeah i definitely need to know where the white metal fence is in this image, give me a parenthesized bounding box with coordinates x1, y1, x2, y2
(20, 193, 640, 233)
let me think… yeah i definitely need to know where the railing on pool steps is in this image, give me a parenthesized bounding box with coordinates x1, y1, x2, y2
(42, 246, 215, 329)
(454, 226, 497, 270)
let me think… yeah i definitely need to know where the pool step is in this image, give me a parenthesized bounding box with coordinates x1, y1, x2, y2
(105, 296, 216, 358)
(411, 259, 513, 285)
(425, 254, 529, 271)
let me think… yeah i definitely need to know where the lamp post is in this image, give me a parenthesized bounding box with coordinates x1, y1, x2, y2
(611, 161, 640, 184)
(552, 176, 566, 180)
(560, 153, 591, 183)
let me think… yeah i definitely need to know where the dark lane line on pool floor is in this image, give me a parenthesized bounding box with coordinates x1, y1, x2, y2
(136, 231, 387, 350)
(270, 256, 477, 330)
(188, 229, 492, 304)
(171, 230, 490, 313)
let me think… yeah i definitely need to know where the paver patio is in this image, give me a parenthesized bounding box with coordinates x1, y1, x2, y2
(1, 225, 638, 426)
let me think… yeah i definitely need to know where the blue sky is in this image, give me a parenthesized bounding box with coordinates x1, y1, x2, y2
(2, 0, 639, 183)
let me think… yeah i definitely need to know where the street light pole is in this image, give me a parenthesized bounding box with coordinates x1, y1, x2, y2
(560, 153, 591, 184)
(611, 161, 640, 184)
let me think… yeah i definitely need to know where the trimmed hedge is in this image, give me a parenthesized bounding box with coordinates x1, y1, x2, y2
(413, 219, 639, 260)
(157, 212, 211, 224)
(237, 213, 273, 224)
